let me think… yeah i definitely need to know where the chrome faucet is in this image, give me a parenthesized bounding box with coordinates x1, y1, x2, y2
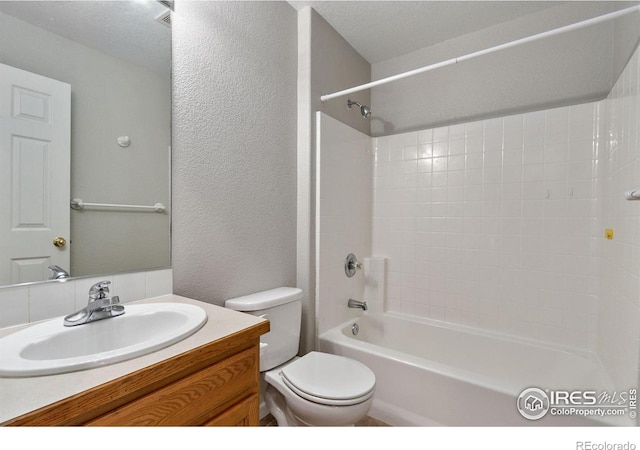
(48, 265, 70, 280)
(63, 281, 124, 327)
(348, 299, 368, 311)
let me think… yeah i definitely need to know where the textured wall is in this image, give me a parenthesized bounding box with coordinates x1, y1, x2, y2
(172, 1, 297, 305)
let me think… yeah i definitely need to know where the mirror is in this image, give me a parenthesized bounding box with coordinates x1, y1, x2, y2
(0, 1, 171, 287)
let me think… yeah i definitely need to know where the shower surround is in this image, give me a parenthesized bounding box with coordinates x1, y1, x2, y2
(315, 43, 640, 423)
(371, 48, 640, 392)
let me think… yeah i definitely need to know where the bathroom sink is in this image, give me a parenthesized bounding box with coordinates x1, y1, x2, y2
(0, 303, 207, 377)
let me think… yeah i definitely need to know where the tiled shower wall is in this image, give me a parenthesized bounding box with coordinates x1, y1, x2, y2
(372, 103, 603, 351)
(599, 45, 640, 390)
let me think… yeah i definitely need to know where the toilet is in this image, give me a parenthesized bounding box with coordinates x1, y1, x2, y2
(225, 287, 376, 426)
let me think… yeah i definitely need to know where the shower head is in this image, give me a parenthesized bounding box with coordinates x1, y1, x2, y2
(347, 99, 372, 118)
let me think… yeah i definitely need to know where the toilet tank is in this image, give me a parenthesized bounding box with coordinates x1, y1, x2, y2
(225, 287, 302, 371)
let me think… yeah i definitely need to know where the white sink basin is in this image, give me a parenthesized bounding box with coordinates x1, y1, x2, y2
(0, 303, 207, 377)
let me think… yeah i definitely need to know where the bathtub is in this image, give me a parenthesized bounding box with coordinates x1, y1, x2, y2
(319, 313, 630, 426)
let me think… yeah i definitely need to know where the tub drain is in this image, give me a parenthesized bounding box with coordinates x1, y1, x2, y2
(352, 323, 359, 335)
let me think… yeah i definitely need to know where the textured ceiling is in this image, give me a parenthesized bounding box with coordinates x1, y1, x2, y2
(0, 0, 171, 75)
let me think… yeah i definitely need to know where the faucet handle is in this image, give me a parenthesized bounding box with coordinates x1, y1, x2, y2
(345, 253, 363, 278)
(89, 281, 111, 301)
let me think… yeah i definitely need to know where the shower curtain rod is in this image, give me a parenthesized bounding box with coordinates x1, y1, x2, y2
(320, 4, 640, 102)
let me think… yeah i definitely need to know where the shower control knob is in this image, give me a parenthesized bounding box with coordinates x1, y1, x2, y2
(345, 253, 362, 278)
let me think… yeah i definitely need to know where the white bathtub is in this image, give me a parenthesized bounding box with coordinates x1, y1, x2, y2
(319, 313, 629, 426)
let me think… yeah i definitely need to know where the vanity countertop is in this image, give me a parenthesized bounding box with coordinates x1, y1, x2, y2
(0, 294, 267, 424)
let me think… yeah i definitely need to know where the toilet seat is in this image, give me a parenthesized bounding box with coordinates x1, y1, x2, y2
(280, 352, 375, 407)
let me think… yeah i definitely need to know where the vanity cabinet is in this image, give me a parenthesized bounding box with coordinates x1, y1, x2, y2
(3, 319, 269, 426)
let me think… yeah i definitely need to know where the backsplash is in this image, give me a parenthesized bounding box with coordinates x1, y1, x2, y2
(0, 268, 173, 328)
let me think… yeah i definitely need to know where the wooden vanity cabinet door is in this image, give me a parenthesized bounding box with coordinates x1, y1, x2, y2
(204, 394, 259, 426)
(86, 347, 258, 426)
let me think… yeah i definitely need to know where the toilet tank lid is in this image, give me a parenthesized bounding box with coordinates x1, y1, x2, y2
(225, 287, 303, 311)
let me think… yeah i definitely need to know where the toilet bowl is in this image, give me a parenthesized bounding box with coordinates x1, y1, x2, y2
(225, 287, 376, 426)
(264, 352, 375, 426)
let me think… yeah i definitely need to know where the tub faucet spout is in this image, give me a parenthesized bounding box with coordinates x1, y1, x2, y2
(348, 299, 368, 311)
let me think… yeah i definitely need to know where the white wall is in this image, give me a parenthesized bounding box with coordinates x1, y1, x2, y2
(599, 44, 640, 392)
(0, 11, 171, 277)
(370, 3, 639, 136)
(171, 1, 297, 305)
(315, 113, 372, 335)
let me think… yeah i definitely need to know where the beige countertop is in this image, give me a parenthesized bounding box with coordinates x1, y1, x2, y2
(0, 294, 266, 424)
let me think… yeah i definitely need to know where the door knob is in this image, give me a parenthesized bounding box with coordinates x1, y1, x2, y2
(53, 237, 67, 248)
